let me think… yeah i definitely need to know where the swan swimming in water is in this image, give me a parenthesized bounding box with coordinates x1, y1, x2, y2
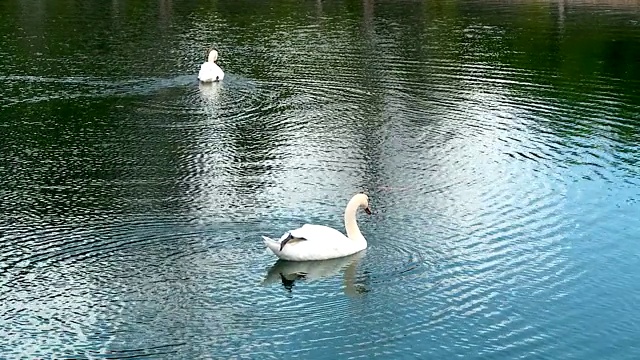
(198, 48, 225, 83)
(262, 193, 372, 261)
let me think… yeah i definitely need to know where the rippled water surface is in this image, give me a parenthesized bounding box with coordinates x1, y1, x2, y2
(1, 0, 640, 358)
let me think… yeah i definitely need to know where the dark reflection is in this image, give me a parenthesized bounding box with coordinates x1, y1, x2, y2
(455, 0, 640, 144)
(225, 95, 284, 195)
(263, 251, 369, 296)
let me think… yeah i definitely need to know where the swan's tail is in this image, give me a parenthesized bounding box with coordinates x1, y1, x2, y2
(262, 236, 281, 254)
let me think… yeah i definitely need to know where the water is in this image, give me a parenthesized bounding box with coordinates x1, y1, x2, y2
(1, 0, 639, 358)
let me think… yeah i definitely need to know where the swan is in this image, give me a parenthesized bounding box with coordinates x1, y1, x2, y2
(198, 48, 225, 82)
(262, 193, 372, 261)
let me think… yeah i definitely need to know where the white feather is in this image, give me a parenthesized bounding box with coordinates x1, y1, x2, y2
(198, 49, 225, 82)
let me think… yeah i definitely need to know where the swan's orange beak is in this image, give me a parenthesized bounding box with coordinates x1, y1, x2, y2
(364, 207, 372, 215)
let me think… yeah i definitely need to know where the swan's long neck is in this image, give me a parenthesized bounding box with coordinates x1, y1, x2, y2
(207, 50, 218, 63)
(344, 199, 364, 241)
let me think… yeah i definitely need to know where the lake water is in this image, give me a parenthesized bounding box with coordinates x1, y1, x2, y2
(1, 0, 639, 358)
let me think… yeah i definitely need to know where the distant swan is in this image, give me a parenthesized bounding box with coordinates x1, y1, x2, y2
(198, 48, 224, 82)
(262, 193, 372, 261)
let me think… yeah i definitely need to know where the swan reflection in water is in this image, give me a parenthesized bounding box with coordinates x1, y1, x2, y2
(198, 81, 222, 104)
(263, 250, 370, 296)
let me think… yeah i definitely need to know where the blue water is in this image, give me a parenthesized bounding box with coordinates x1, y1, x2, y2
(1, 0, 639, 358)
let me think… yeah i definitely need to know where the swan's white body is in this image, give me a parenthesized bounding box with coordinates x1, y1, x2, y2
(262, 194, 371, 261)
(198, 49, 224, 82)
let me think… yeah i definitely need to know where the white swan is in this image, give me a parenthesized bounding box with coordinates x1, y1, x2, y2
(198, 48, 225, 82)
(262, 193, 372, 261)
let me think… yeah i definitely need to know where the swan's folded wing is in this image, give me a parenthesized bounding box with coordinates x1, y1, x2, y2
(291, 224, 347, 241)
(278, 224, 348, 251)
(198, 62, 224, 82)
(278, 233, 307, 251)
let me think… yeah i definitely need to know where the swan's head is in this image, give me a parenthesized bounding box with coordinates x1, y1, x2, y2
(207, 48, 219, 63)
(352, 193, 372, 215)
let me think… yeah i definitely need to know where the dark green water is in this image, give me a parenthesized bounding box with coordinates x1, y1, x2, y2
(1, 0, 639, 358)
